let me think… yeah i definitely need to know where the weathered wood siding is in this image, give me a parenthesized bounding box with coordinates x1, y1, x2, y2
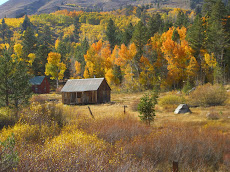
(97, 79, 111, 103)
(62, 78, 111, 105)
(31, 77, 50, 94)
(62, 91, 98, 105)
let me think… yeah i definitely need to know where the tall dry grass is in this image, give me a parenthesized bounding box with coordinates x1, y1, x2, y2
(188, 83, 228, 107)
(0, 93, 230, 171)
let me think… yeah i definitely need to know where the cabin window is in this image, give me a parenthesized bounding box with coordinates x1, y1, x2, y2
(77, 92, 82, 98)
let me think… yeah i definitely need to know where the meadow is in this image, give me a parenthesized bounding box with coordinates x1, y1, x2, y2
(1, 84, 230, 171)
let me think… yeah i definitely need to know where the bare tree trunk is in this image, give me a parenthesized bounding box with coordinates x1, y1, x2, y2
(56, 78, 59, 89)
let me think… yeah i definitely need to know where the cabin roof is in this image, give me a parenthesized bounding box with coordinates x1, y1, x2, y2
(30, 76, 45, 85)
(61, 78, 107, 92)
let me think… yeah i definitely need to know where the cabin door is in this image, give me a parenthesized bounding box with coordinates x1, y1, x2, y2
(70, 92, 76, 104)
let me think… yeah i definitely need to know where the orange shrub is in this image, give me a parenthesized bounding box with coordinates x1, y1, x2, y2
(115, 122, 227, 171)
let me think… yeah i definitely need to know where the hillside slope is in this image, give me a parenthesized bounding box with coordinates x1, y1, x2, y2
(0, 0, 195, 18)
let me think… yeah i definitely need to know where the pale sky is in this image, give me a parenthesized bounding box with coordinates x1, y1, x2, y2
(0, 0, 8, 6)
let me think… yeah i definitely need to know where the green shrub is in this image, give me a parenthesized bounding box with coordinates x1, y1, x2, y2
(158, 94, 185, 106)
(188, 83, 227, 107)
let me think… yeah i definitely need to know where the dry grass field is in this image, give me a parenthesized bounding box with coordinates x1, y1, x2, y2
(1, 87, 230, 171)
(37, 90, 230, 129)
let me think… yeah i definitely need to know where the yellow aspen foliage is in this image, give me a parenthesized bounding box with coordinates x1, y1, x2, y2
(0, 43, 9, 50)
(3, 18, 24, 28)
(139, 56, 155, 88)
(84, 40, 110, 78)
(110, 45, 119, 63)
(55, 38, 60, 50)
(63, 24, 75, 39)
(75, 61, 81, 75)
(101, 44, 112, 69)
(149, 33, 164, 68)
(14, 44, 23, 57)
(161, 27, 198, 86)
(200, 53, 217, 82)
(92, 39, 103, 53)
(28, 53, 36, 65)
(186, 56, 199, 78)
(115, 43, 138, 89)
(116, 43, 137, 66)
(45, 52, 66, 88)
(105, 68, 114, 85)
(204, 53, 217, 68)
(12, 31, 22, 43)
(83, 68, 90, 78)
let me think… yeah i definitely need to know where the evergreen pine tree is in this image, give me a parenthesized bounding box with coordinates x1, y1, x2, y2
(9, 60, 31, 113)
(132, 21, 148, 59)
(122, 23, 134, 46)
(21, 15, 33, 31)
(163, 20, 173, 32)
(33, 25, 53, 75)
(147, 13, 162, 38)
(74, 37, 89, 76)
(0, 18, 13, 44)
(138, 88, 158, 125)
(0, 47, 13, 107)
(206, 0, 228, 65)
(73, 17, 80, 43)
(22, 27, 36, 60)
(105, 18, 117, 49)
(187, 14, 205, 58)
(174, 10, 184, 28)
(0, 47, 31, 110)
(202, 0, 217, 17)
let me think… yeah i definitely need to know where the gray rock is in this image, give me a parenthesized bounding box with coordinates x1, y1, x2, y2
(174, 104, 191, 114)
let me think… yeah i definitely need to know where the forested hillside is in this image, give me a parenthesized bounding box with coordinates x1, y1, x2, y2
(0, 0, 230, 106)
(0, 0, 204, 18)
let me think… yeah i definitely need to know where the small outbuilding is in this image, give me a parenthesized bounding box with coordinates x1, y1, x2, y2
(30, 76, 50, 94)
(61, 78, 111, 105)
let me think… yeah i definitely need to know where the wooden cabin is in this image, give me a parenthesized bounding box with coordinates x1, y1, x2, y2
(30, 76, 50, 94)
(61, 78, 111, 105)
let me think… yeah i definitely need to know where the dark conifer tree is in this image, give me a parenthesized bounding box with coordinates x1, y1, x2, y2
(122, 23, 134, 46)
(0, 18, 13, 44)
(187, 14, 205, 58)
(0, 47, 13, 107)
(21, 15, 32, 31)
(21, 27, 36, 60)
(105, 18, 117, 49)
(0, 47, 31, 110)
(147, 13, 163, 39)
(132, 21, 148, 59)
(34, 25, 53, 75)
(73, 17, 80, 43)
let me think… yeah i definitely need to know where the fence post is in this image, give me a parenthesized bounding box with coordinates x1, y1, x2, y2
(173, 161, 178, 172)
(123, 105, 127, 114)
(88, 106, 95, 119)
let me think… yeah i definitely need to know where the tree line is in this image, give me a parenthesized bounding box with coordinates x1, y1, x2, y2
(0, 0, 229, 108)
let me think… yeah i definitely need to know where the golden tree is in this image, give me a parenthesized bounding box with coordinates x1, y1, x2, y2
(45, 52, 66, 88)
